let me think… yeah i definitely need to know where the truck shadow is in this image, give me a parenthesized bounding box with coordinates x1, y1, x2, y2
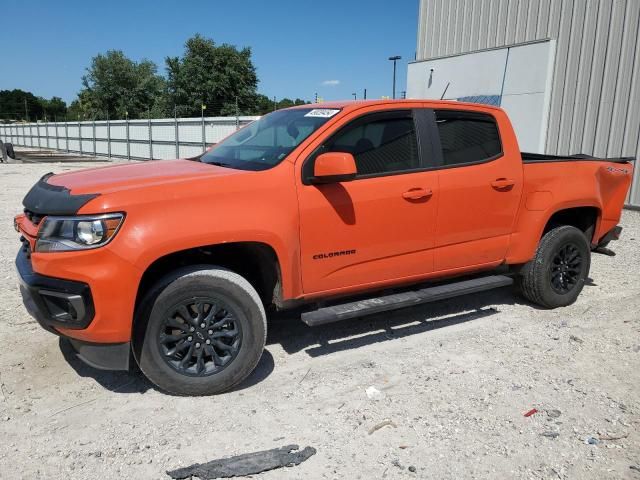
(58, 337, 275, 395)
(267, 286, 531, 357)
(59, 338, 152, 394)
(59, 281, 589, 394)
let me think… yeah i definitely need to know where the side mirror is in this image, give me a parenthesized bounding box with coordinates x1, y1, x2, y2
(311, 152, 357, 184)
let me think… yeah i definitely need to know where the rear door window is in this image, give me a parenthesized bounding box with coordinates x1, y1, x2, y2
(434, 110, 502, 166)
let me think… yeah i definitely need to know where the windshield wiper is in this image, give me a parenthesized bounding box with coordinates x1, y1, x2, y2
(206, 161, 232, 168)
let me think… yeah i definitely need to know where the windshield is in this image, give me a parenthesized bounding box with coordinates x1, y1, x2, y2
(199, 108, 341, 171)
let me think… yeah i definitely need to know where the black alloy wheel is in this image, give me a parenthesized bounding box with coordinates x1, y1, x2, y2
(159, 297, 242, 377)
(517, 225, 591, 309)
(549, 243, 583, 294)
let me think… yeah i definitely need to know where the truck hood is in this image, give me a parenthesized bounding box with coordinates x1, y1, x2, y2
(22, 159, 244, 216)
(48, 159, 240, 195)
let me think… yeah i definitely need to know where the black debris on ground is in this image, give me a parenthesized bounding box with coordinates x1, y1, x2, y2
(166, 444, 317, 479)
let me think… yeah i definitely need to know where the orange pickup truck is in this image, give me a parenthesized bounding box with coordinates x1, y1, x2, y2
(14, 100, 633, 395)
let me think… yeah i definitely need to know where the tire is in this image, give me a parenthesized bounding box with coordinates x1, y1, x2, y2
(134, 265, 266, 396)
(518, 225, 591, 309)
(5, 143, 15, 159)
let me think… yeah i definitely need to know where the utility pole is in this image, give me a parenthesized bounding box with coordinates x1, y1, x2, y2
(107, 110, 111, 159)
(273, 96, 277, 112)
(147, 107, 152, 160)
(125, 110, 130, 160)
(388, 55, 402, 99)
(235, 96, 239, 130)
(174, 105, 179, 158)
(363, 88, 367, 100)
(24, 98, 28, 122)
(201, 102, 206, 152)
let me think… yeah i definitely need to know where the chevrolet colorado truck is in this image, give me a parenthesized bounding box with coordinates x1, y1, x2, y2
(14, 100, 634, 395)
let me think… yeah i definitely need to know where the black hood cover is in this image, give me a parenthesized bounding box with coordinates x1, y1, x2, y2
(22, 173, 99, 216)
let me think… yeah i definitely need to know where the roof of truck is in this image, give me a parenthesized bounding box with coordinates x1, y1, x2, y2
(289, 99, 503, 112)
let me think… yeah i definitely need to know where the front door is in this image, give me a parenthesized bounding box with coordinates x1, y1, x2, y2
(296, 109, 440, 295)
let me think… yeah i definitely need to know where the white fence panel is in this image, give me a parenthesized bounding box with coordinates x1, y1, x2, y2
(152, 124, 175, 142)
(95, 125, 108, 138)
(96, 140, 109, 155)
(111, 141, 127, 157)
(130, 142, 150, 159)
(152, 143, 177, 160)
(0, 115, 258, 161)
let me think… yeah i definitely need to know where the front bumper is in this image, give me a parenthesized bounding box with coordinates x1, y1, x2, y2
(16, 248, 130, 370)
(16, 248, 95, 330)
(66, 338, 131, 370)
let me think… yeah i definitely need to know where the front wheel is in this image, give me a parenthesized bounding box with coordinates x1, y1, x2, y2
(518, 225, 591, 309)
(135, 266, 266, 396)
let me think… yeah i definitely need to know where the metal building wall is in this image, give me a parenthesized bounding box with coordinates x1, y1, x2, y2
(416, 0, 640, 207)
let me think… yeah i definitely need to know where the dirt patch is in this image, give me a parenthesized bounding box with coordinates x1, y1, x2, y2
(0, 161, 638, 479)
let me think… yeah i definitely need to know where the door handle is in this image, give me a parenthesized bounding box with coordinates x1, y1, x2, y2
(402, 188, 433, 200)
(491, 178, 515, 190)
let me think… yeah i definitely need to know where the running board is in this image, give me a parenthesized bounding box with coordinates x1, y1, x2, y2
(301, 275, 513, 327)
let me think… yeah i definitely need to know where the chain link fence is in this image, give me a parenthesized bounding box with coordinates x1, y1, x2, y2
(0, 115, 259, 160)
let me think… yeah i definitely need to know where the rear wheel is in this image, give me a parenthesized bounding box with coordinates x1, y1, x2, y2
(518, 225, 591, 308)
(135, 266, 266, 396)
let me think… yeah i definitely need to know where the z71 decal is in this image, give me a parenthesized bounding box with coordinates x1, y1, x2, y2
(606, 166, 630, 175)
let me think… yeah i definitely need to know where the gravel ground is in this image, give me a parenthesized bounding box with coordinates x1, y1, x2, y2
(0, 160, 639, 480)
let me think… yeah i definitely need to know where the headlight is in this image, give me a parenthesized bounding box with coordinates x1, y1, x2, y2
(35, 214, 124, 252)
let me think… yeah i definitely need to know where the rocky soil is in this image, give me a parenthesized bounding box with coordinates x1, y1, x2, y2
(0, 160, 638, 479)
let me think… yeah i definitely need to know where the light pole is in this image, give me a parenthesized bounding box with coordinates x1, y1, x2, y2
(388, 55, 402, 99)
(352, 93, 357, 100)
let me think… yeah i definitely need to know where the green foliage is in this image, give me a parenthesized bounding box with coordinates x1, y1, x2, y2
(0, 89, 68, 122)
(3, 36, 309, 123)
(277, 98, 309, 110)
(77, 50, 166, 120)
(249, 95, 309, 115)
(166, 34, 258, 117)
(251, 94, 276, 115)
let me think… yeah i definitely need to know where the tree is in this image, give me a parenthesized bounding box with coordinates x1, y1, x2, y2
(0, 89, 68, 122)
(166, 35, 258, 117)
(40, 97, 67, 120)
(78, 50, 166, 119)
(246, 95, 310, 115)
(276, 98, 309, 110)
(250, 94, 275, 115)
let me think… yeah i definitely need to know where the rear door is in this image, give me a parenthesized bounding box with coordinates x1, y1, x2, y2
(295, 108, 440, 295)
(426, 108, 523, 271)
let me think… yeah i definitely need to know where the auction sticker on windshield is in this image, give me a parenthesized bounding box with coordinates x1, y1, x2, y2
(304, 109, 340, 118)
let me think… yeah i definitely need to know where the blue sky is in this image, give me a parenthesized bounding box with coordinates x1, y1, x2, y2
(0, 0, 419, 105)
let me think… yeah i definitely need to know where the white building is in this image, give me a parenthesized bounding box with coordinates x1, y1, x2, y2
(407, 0, 640, 207)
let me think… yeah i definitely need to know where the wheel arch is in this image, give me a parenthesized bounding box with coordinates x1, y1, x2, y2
(506, 203, 602, 265)
(133, 241, 283, 319)
(541, 205, 601, 243)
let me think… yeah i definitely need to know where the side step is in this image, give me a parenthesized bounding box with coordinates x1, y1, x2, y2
(301, 275, 513, 327)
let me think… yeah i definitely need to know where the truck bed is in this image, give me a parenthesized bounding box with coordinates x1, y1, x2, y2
(522, 152, 634, 164)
